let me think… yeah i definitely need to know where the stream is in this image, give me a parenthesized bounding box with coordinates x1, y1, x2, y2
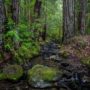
(0, 42, 90, 90)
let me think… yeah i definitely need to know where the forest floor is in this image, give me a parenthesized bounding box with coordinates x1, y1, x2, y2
(0, 35, 90, 90)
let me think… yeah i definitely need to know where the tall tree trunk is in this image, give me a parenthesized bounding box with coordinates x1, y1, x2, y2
(12, 0, 19, 49)
(62, 0, 75, 43)
(42, 24, 47, 41)
(12, 0, 19, 24)
(34, 0, 42, 18)
(41, 0, 47, 41)
(78, 0, 87, 35)
(0, 0, 5, 50)
(34, 0, 42, 41)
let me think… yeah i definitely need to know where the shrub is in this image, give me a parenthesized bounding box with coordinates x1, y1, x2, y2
(4, 23, 40, 64)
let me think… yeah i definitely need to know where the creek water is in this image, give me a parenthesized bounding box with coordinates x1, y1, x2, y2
(0, 42, 90, 90)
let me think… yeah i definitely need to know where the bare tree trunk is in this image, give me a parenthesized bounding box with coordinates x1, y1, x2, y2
(12, 0, 20, 49)
(34, 0, 42, 18)
(62, 0, 75, 43)
(41, 0, 47, 41)
(12, 0, 19, 24)
(0, 0, 5, 50)
(78, 0, 87, 35)
(34, 0, 42, 41)
(42, 24, 47, 41)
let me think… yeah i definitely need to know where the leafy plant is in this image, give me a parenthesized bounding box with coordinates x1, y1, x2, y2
(4, 30, 20, 51)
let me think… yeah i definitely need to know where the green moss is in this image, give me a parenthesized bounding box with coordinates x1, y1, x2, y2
(0, 73, 6, 80)
(60, 51, 70, 58)
(81, 57, 90, 67)
(3, 65, 23, 81)
(42, 68, 59, 81)
(28, 64, 60, 82)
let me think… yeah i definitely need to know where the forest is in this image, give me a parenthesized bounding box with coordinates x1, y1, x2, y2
(0, 0, 90, 90)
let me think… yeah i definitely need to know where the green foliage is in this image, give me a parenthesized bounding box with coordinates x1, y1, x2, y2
(12, 42, 40, 64)
(4, 22, 40, 64)
(3, 0, 63, 65)
(18, 24, 32, 39)
(4, 30, 20, 51)
(5, 30, 19, 40)
(5, 18, 15, 31)
(14, 44, 32, 63)
(48, 29, 62, 41)
(28, 64, 60, 82)
(3, 65, 23, 81)
(5, 0, 12, 6)
(41, 0, 63, 41)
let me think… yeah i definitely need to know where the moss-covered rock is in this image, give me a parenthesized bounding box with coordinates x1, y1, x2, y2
(28, 64, 61, 87)
(3, 64, 23, 81)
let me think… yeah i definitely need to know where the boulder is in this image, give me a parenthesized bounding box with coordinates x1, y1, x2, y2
(3, 64, 23, 81)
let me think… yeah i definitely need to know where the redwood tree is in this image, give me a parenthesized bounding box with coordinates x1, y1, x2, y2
(34, 0, 42, 41)
(63, 0, 75, 43)
(12, 0, 19, 24)
(78, 0, 87, 35)
(0, 0, 5, 50)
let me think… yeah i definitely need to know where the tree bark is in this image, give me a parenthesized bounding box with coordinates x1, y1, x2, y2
(34, 0, 42, 41)
(62, 0, 75, 43)
(34, 0, 42, 18)
(12, 0, 19, 24)
(0, 0, 5, 50)
(78, 0, 87, 35)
